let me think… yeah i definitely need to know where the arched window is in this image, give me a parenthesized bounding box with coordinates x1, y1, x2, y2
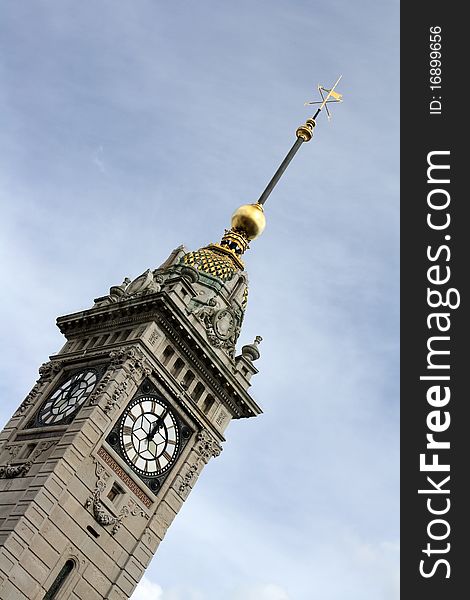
(162, 345, 175, 366)
(172, 357, 185, 377)
(201, 394, 215, 414)
(182, 370, 195, 389)
(43, 559, 75, 599)
(192, 382, 204, 402)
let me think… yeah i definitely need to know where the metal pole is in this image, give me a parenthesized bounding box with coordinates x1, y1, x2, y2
(257, 137, 304, 206)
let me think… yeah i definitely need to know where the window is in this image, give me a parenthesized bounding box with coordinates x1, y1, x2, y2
(172, 358, 184, 377)
(182, 370, 195, 389)
(192, 382, 204, 402)
(87, 336, 99, 348)
(162, 346, 175, 366)
(107, 482, 124, 504)
(201, 394, 215, 414)
(75, 338, 88, 351)
(43, 559, 75, 599)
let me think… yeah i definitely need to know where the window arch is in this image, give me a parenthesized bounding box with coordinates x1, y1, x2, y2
(43, 559, 75, 599)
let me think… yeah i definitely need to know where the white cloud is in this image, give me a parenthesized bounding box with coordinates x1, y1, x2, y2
(130, 576, 163, 600)
(233, 583, 290, 600)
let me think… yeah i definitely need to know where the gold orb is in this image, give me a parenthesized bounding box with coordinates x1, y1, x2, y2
(231, 203, 266, 240)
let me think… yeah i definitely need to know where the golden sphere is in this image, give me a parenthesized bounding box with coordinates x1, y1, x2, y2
(231, 203, 266, 240)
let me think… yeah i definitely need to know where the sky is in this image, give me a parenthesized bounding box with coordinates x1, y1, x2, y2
(0, 2, 399, 599)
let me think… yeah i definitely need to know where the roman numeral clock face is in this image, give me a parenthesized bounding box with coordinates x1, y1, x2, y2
(120, 396, 179, 477)
(37, 370, 98, 425)
(107, 388, 192, 493)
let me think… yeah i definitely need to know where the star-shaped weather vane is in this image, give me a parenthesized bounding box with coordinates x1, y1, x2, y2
(304, 75, 343, 120)
(256, 76, 344, 205)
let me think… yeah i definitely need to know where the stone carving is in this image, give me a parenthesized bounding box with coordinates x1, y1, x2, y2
(148, 329, 159, 346)
(108, 278, 131, 302)
(176, 430, 222, 501)
(86, 461, 124, 535)
(192, 297, 218, 319)
(105, 380, 128, 413)
(109, 346, 152, 381)
(97, 447, 152, 508)
(0, 463, 31, 479)
(196, 429, 222, 463)
(241, 335, 263, 362)
(3, 445, 21, 461)
(87, 490, 127, 535)
(0, 441, 57, 479)
(89, 346, 152, 413)
(180, 265, 199, 283)
(100, 270, 166, 306)
(87, 370, 113, 406)
(213, 309, 235, 340)
(192, 299, 241, 356)
(87, 459, 148, 535)
(178, 464, 198, 494)
(16, 360, 63, 415)
(215, 409, 229, 428)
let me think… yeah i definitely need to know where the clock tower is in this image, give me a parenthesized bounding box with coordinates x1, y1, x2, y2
(0, 81, 343, 598)
(0, 204, 265, 600)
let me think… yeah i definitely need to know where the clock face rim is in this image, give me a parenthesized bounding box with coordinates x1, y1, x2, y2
(118, 394, 181, 478)
(37, 369, 98, 426)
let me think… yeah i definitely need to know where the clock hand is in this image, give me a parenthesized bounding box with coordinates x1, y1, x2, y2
(147, 410, 168, 441)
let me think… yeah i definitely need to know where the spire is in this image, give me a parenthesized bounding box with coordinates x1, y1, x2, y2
(183, 77, 343, 280)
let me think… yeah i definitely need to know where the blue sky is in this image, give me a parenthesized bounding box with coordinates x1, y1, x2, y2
(1, 2, 399, 599)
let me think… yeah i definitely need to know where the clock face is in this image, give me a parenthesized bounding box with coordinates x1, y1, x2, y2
(119, 396, 180, 477)
(38, 370, 98, 425)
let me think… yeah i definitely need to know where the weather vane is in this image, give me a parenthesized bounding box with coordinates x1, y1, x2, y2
(304, 75, 343, 120)
(256, 75, 343, 206)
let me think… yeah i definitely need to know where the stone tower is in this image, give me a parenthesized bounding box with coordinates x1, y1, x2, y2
(0, 204, 265, 600)
(0, 82, 342, 597)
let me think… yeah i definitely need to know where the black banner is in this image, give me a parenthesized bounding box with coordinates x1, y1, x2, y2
(401, 4, 466, 597)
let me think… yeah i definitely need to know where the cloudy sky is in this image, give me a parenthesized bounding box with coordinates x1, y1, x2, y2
(1, 1, 399, 599)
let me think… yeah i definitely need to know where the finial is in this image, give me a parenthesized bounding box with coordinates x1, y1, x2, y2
(188, 78, 343, 273)
(257, 75, 343, 206)
(241, 336, 263, 361)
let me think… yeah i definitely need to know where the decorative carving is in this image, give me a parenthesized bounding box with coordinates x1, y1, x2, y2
(212, 309, 235, 340)
(195, 429, 222, 463)
(92, 346, 152, 413)
(87, 458, 149, 535)
(0, 441, 57, 479)
(87, 370, 113, 406)
(86, 461, 126, 535)
(176, 431, 222, 501)
(180, 265, 199, 283)
(38, 360, 64, 379)
(3, 445, 21, 461)
(215, 409, 229, 427)
(105, 380, 128, 413)
(0, 462, 31, 479)
(193, 299, 240, 356)
(108, 277, 131, 302)
(86, 490, 127, 535)
(100, 270, 166, 306)
(148, 329, 159, 346)
(241, 335, 263, 362)
(178, 464, 198, 494)
(97, 447, 152, 508)
(109, 346, 152, 381)
(128, 499, 148, 519)
(16, 361, 63, 415)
